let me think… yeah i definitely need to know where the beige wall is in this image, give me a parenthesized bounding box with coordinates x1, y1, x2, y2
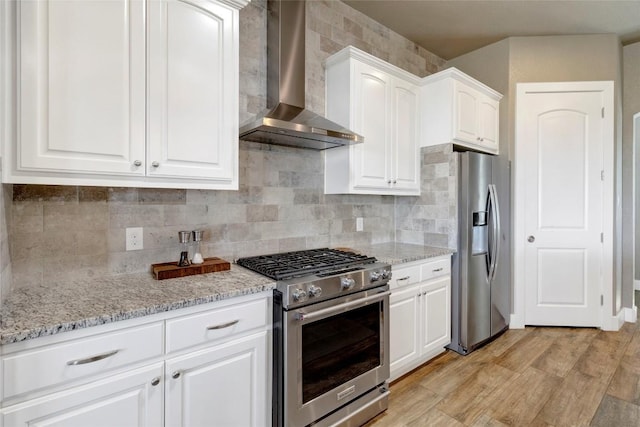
(623, 42, 640, 287)
(448, 34, 629, 314)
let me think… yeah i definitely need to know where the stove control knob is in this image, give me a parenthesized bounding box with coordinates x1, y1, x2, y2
(381, 270, 391, 280)
(292, 288, 308, 302)
(308, 285, 322, 298)
(370, 271, 381, 282)
(341, 277, 356, 291)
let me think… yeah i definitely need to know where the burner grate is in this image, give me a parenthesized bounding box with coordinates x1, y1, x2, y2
(236, 248, 377, 280)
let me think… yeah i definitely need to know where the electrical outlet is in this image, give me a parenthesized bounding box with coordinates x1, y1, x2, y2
(356, 217, 364, 232)
(126, 227, 143, 251)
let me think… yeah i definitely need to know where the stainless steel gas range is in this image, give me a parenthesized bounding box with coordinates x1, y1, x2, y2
(237, 248, 391, 427)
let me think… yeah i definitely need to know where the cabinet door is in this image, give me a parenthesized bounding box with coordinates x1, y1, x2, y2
(147, 0, 238, 186)
(165, 331, 268, 427)
(351, 61, 391, 190)
(18, 0, 146, 176)
(389, 285, 420, 377)
(1, 363, 163, 427)
(391, 79, 420, 192)
(478, 96, 499, 153)
(420, 276, 451, 355)
(453, 82, 480, 144)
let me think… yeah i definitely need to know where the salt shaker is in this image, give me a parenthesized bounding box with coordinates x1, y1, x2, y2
(178, 230, 191, 267)
(192, 230, 204, 264)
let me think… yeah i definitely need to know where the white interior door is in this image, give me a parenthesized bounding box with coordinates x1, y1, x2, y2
(516, 82, 614, 327)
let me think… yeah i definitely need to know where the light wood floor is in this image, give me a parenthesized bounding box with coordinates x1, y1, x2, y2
(367, 296, 640, 426)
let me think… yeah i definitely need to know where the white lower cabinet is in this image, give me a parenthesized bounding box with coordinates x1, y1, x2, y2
(165, 331, 268, 427)
(389, 256, 451, 381)
(0, 293, 271, 427)
(1, 363, 164, 427)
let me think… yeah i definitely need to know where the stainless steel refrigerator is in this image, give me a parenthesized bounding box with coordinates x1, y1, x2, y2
(448, 151, 511, 355)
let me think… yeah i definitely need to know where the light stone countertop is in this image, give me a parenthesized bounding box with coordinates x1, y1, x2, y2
(351, 242, 455, 265)
(0, 243, 453, 346)
(0, 265, 275, 345)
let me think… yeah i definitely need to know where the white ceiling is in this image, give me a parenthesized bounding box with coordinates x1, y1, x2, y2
(343, 0, 640, 60)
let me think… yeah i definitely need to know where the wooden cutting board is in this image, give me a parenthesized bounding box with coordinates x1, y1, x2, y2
(152, 257, 231, 280)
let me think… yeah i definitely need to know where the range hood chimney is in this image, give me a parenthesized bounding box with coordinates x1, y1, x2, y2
(239, 0, 363, 149)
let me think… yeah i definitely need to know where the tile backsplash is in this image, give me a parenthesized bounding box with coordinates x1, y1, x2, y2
(396, 145, 458, 249)
(1, 0, 449, 296)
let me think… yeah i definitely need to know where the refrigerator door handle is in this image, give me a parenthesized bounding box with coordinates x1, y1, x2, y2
(488, 184, 501, 283)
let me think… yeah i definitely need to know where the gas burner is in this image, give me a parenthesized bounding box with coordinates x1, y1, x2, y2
(236, 248, 377, 280)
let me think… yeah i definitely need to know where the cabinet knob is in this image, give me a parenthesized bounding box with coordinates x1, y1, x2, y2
(151, 377, 161, 386)
(393, 179, 397, 184)
(172, 371, 181, 379)
(151, 161, 160, 168)
(133, 160, 142, 167)
(387, 180, 391, 184)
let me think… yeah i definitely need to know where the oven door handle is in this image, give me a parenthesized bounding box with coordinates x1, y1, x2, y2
(294, 291, 390, 322)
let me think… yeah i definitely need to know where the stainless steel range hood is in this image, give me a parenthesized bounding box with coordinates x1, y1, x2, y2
(239, 0, 363, 150)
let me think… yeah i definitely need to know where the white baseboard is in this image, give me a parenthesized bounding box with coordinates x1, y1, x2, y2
(601, 310, 625, 331)
(509, 313, 524, 329)
(624, 306, 638, 323)
(635, 280, 640, 291)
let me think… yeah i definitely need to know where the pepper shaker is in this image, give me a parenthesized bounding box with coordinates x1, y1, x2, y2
(192, 230, 204, 264)
(178, 230, 191, 267)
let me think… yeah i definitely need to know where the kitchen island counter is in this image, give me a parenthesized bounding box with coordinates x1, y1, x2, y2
(0, 265, 275, 345)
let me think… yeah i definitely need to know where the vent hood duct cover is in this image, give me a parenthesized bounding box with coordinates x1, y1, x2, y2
(239, 0, 363, 150)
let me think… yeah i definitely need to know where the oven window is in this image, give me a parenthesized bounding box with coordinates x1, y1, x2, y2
(301, 302, 381, 404)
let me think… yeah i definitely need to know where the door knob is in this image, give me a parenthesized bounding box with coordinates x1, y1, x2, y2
(527, 235, 535, 243)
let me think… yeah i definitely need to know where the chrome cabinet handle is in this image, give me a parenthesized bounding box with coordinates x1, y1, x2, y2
(397, 276, 410, 281)
(66, 350, 119, 366)
(151, 161, 160, 168)
(206, 320, 239, 330)
(528, 235, 535, 243)
(151, 377, 161, 386)
(433, 267, 443, 272)
(133, 160, 142, 167)
(172, 371, 181, 379)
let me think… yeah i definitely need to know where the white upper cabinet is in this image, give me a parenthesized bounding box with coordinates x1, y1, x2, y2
(324, 46, 420, 196)
(3, 0, 247, 189)
(420, 67, 501, 155)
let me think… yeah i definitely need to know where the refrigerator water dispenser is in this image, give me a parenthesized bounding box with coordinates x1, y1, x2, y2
(471, 211, 488, 255)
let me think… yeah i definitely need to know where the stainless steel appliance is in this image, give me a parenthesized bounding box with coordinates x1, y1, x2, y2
(237, 249, 391, 426)
(239, 0, 363, 149)
(448, 151, 511, 355)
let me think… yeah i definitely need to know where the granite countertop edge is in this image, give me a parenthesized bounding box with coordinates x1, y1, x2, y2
(0, 243, 453, 346)
(1, 266, 276, 346)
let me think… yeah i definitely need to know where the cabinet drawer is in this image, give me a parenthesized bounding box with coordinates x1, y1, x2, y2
(166, 298, 268, 354)
(2, 322, 164, 400)
(420, 258, 451, 281)
(391, 264, 421, 289)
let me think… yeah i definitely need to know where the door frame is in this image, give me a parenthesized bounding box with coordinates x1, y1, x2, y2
(512, 81, 617, 330)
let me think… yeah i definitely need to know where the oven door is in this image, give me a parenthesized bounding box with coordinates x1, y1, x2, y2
(284, 286, 390, 426)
